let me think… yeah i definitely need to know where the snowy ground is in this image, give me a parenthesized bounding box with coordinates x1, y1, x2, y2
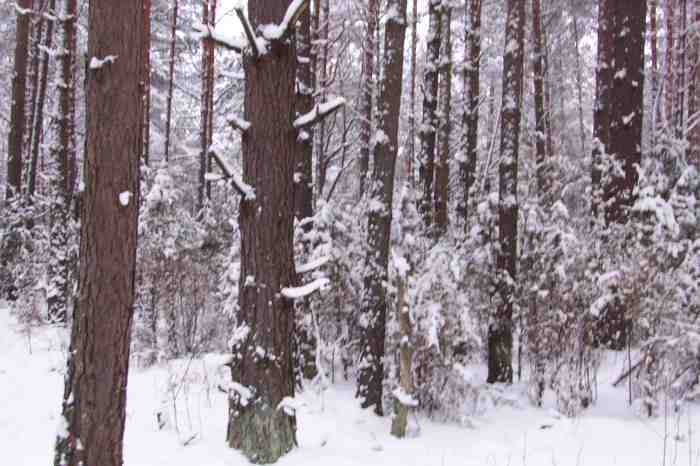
(3, 306, 700, 466)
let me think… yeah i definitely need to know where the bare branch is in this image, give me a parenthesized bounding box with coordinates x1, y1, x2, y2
(208, 146, 256, 201)
(193, 23, 243, 53)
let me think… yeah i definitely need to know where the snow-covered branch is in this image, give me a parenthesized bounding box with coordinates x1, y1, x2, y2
(260, 0, 311, 41)
(234, 7, 266, 58)
(228, 114, 251, 133)
(296, 256, 331, 273)
(293, 97, 347, 130)
(193, 23, 244, 53)
(208, 146, 256, 201)
(281, 278, 330, 299)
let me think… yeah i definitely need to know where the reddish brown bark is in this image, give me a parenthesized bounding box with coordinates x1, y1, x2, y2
(532, 0, 548, 196)
(359, 0, 377, 197)
(164, 0, 179, 163)
(53, 0, 144, 464)
(434, 4, 452, 235)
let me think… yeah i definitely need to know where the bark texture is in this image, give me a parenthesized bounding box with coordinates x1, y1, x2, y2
(225, 2, 300, 462)
(434, 4, 452, 235)
(357, 0, 408, 416)
(532, 0, 549, 196)
(359, 0, 378, 197)
(53, 0, 143, 464)
(592, 0, 612, 218)
(488, 0, 525, 385)
(164, 0, 178, 163)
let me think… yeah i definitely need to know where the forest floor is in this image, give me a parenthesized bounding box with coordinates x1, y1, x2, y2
(2, 306, 699, 466)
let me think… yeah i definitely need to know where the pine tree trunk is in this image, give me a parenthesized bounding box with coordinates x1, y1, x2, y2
(6, 0, 32, 201)
(650, 0, 660, 156)
(358, 0, 408, 416)
(461, 0, 482, 227)
(532, 0, 548, 196)
(29, 0, 56, 197)
(225, 2, 301, 462)
(142, 0, 152, 166)
(689, 0, 700, 165)
(164, 0, 178, 163)
(26, 2, 46, 182)
(359, 0, 377, 197)
(314, 0, 330, 200)
(434, 4, 452, 235)
(46, 0, 76, 325)
(53, 0, 143, 464)
(675, 0, 687, 141)
(592, 0, 613, 218)
(198, 0, 212, 213)
(665, 0, 675, 125)
(205, 0, 217, 200)
(571, 11, 587, 157)
(419, 1, 442, 227)
(488, 0, 525, 385)
(407, 0, 418, 185)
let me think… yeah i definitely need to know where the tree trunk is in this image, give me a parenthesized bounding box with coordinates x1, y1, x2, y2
(46, 0, 76, 325)
(294, 5, 315, 224)
(225, 2, 301, 462)
(407, 0, 418, 185)
(359, 0, 377, 197)
(142, 0, 152, 166)
(532, 0, 548, 197)
(198, 0, 212, 213)
(418, 0, 442, 227)
(314, 0, 330, 201)
(29, 0, 56, 197)
(164, 0, 178, 163)
(488, 0, 525, 385)
(461, 0, 482, 228)
(6, 0, 32, 201)
(665, 0, 675, 124)
(592, 0, 613, 218)
(53, 0, 143, 464)
(571, 10, 587, 157)
(357, 0, 408, 416)
(434, 4, 452, 235)
(650, 0, 660, 156)
(689, 0, 700, 165)
(675, 0, 687, 141)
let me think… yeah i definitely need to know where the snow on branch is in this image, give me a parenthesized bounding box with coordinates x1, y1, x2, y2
(14, 3, 32, 15)
(281, 278, 330, 300)
(296, 255, 331, 273)
(89, 55, 118, 70)
(192, 23, 244, 53)
(228, 114, 251, 132)
(293, 97, 347, 130)
(260, 0, 311, 41)
(208, 146, 256, 201)
(234, 6, 266, 58)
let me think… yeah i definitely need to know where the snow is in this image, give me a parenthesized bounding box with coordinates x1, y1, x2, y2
(4, 307, 700, 466)
(260, 0, 309, 41)
(296, 256, 331, 273)
(293, 97, 347, 129)
(119, 191, 132, 206)
(281, 278, 330, 299)
(89, 55, 118, 70)
(228, 115, 251, 132)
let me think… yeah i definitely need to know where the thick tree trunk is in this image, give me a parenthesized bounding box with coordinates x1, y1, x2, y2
(418, 0, 442, 227)
(225, 2, 300, 463)
(488, 0, 525, 385)
(532, 0, 548, 197)
(461, 0, 482, 227)
(46, 0, 76, 325)
(28, 0, 55, 198)
(53, 0, 143, 464)
(359, 0, 377, 197)
(592, 0, 613, 219)
(6, 0, 32, 201)
(407, 0, 418, 185)
(357, 0, 408, 416)
(434, 5, 452, 235)
(650, 0, 660, 156)
(164, 0, 178, 163)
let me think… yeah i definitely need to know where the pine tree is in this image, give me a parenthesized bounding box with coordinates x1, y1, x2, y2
(434, 2, 452, 235)
(359, 0, 378, 197)
(53, 0, 144, 463)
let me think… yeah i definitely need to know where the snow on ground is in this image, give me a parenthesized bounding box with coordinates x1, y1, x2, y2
(2, 305, 700, 466)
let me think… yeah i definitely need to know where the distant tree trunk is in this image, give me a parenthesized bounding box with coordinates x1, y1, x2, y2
(359, 0, 377, 197)
(315, 0, 330, 201)
(434, 4, 452, 235)
(142, 0, 152, 166)
(689, 0, 700, 165)
(571, 10, 587, 157)
(665, 0, 675, 124)
(205, 0, 217, 200)
(599, 0, 647, 350)
(26, 1, 46, 180)
(418, 0, 442, 227)
(532, 0, 548, 197)
(592, 0, 613, 218)
(357, 0, 408, 415)
(294, 6, 315, 224)
(29, 0, 56, 197)
(224, 2, 302, 462)
(543, 26, 554, 162)
(198, 0, 212, 213)
(487, 0, 525, 385)
(46, 0, 76, 325)
(649, 0, 659, 150)
(461, 0, 482, 227)
(675, 0, 687, 140)
(164, 0, 178, 163)
(6, 0, 32, 201)
(407, 0, 418, 185)
(53, 0, 143, 464)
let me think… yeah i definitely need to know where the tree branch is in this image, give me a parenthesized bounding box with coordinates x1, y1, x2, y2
(293, 97, 346, 129)
(234, 7, 265, 58)
(208, 146, 256, 201)
(193, 23, 244, 53)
